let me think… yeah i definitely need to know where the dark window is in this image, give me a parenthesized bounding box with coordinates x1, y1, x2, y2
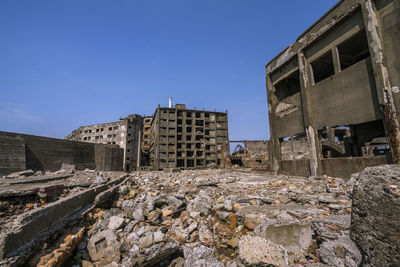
(310, 51, 335, 84)
(338, 31, 370, 71)
(186, 135, 192, 141)
(274, 70, 301, 101)
(187, 159, 194, 167)
(187, 151, 194, 157)
(177, 159, 184, 167)
(186, 127, 192, 133)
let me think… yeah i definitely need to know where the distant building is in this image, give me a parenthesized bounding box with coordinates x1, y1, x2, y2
(65, 114, 142, 171)
(140, 116, 153, 166)
(149, 104, 229, 170)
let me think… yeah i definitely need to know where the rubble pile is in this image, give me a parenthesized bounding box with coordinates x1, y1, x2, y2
(69, 169, 362, 266)
(0, 167, 124, 229)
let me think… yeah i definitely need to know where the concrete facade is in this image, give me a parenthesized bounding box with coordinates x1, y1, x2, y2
(0, 131, 123, 176)
(65, 114, 142, 171)
(140, 116, 153, 167)
(149, 104, 229, 170)
(266, 0, 399, 177)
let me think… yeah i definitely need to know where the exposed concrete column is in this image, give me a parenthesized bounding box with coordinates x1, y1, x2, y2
(137, 129, 141, 170)
(298, 51, 322, 176)
(266, 74, 281, 173)
(362, 0, 400, 163)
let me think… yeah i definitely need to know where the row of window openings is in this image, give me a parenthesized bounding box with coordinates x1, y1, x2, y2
(84, 126, 120, 134)
(175, 159, 221, 167)
(274, 31, 370, 102)
(162, 110, 212, 119)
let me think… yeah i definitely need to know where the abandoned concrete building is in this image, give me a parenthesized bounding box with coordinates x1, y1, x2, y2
(140, 116, 153, 167)
(266, 0, 400, 178)
(65, 114, 142, 171)
(149, 104, 229, 170)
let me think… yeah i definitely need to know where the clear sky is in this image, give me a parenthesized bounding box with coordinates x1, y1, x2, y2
(0, 0, 338, 141)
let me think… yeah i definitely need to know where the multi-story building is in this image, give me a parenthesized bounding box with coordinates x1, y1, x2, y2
(65, 114, 142, 171)
(265, 0, 400, 178)
(140, 116, 153, 166)
(149, 104, 229, 170)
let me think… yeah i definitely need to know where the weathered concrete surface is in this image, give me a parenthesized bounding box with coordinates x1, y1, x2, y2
(0, 131, 124, 175)
(0, 135, 25, 177)
(238, 235, 288, 266)
(350, 165, 400, 266)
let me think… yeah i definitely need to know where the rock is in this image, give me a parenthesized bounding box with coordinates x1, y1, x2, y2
(139, 234, 154, 248)
(244, 221, 257, 230)
(255, 222, 312, 255)
(94, 176, 107, 184)
(183, 245, 223, 267)
(81, 260, 94, 267)
(143, 240, 179, 266)
(162, 209, 173, 217)
(320, 236, 361, 267)
(59, 163, 76, 174)
(187, 190, 212, 216)
(224, 200, 233, 211)
(233, 203, 240, 212)
(87, 230, 121, 265)
(238, 235, 288, 266)
(108, 216, 124, 231)
(227, 237, 239, 249)
(226, 213, 237, 230)
(318, 193, 337, 204)
(153, 231, 166, 243)
(19, 169, 35, 177)
(122, 201, 144, 221)
(350, 165, 400, 266)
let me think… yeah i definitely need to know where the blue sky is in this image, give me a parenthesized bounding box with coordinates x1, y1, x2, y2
(0, 0, 338, 141)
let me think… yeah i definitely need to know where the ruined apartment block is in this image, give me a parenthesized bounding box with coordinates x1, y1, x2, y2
(150, 104, 229, 170)
(140, 116, 153, 166)
(266, 0, 400, 178)
(65, 114, 142, 171)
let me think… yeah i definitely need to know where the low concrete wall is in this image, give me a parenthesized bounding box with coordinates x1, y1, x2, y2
(279, 159, 310, 177)
(321, 156, 389, 178)
(279, 156, 389, 179)
(0, 136, 25, 176)
(0, 131, 123, 175)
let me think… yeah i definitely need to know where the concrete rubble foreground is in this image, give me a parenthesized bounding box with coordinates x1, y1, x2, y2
(0, 165, 399, 266)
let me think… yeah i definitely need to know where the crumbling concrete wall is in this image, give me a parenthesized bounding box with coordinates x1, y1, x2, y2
(281, 139, 309, 160)
(0, 135, 25, 176)
(0, 131, 123, 175)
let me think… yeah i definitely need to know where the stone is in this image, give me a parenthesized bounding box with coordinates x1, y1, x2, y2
(238, 235, 288, 266)
(226, 213, 237, 230)
(244, 221, 257, 230)
(81, 260, 94, 267)
(227, 237, 239, 249)
(153, 231, 166, 243)
(255, 222, 312, 254)
(108, 216, 124, 231)
(224, 200, 233, 211)
(87, 230, 121, 265)
(233, 203, 240, 212)
(162, 209, 173, 217)
(183, 245, 223, 267)
(318, 193, 337, 204)
(320, 236, 361, 267)
(139, 234, 154, 248)
(187, 190, 212, 216)
(59, 163, 75, 174)
(143, 240, 180, 266)
(350, 165, 400, 266)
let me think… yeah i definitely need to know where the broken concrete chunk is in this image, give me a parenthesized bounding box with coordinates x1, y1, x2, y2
(238, 235, 288, 267)
(255, 222, 312, 254)
(319, 236, 361, 267)
(108, 216, 124, 231)
(183, 245, 223, 267)
(87, 230, 121, 265)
